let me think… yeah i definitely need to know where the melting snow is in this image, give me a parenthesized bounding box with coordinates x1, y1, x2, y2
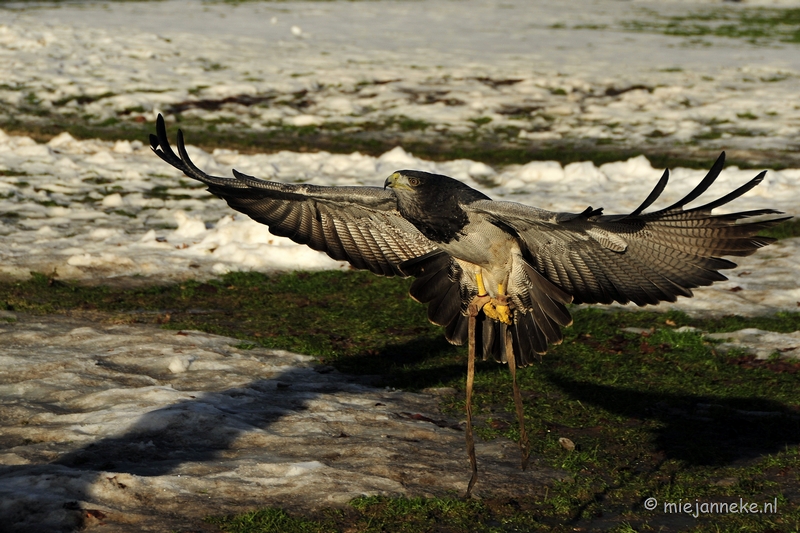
(706, 329, 800, 360)
(0, 314, 565, 532)
(1, 0, 800, 152)
(0, 129, 797, 316)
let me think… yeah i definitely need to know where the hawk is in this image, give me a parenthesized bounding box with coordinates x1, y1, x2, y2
(150, 115, 787, 494)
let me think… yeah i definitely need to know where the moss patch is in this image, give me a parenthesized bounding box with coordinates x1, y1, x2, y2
(4, 116, 799, 170)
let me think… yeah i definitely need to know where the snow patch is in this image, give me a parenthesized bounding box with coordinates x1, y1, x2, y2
(0, 314, 565, 531)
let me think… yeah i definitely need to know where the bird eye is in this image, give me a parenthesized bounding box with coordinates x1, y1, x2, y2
(408, 177, 420, 186)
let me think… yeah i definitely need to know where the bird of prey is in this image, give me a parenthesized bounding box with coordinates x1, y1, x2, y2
(150, 114, 787, 495)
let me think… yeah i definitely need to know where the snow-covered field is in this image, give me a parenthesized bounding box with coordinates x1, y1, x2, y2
(2, 0, 800, 154)
(1, 128, 799, 316)
(1, 1, 799, 531)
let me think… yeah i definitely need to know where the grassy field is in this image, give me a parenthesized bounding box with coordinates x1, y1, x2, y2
(2, 220, 799, 532)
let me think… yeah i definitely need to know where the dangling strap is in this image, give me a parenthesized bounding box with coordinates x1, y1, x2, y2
(505, 327, 530, 470)
(465, 310, 478, 498)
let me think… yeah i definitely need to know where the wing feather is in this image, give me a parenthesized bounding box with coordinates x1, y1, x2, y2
(150, 115, 438, 276)
(468, 153, 789, 306)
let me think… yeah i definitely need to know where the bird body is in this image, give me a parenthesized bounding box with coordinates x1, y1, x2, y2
(150, 115, 787, 367)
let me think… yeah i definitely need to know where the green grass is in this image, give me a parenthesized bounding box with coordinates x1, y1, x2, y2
(206, 507, 330, 533)
(2, 268, 799, 532)
(206, 498, 498, 533)
(550, 6, 800, 46)
(759, 218, 800, 241)
(621, 8, 800, 46)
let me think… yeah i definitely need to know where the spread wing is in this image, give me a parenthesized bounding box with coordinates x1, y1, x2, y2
(149, 115, 438, 276)
(469, 153, 789, 306)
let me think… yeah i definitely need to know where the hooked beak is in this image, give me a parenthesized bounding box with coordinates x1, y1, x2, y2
(384, 172, 412, 191)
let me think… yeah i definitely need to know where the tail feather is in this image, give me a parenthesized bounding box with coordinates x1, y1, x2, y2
(478, 315, 504, 362)
(401, 252, 471, 329)
(512, 312, 546, 366)
(428, 282, 463, 326)
(445, 313, 469, 346)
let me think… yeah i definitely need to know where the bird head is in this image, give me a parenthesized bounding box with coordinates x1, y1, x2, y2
(383, 170, 492, 242)
(385, 170, 490, 203)
(384, 170, 428, 192)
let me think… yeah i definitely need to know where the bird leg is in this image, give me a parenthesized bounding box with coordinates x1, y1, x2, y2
(475, 273, 512, 325)
(505, 329, 530, 470)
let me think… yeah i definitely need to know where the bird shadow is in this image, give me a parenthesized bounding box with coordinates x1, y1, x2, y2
(338, 335, 507, 392)
(0, 366, 347, 532)
(546, 373, 800, 466)
(338, 335, 799, 468)
(53, 369, 321, 474)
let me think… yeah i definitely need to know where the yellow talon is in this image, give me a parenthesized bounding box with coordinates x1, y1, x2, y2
(482, 301, 512, 325)
(494, 303, 512, 325)
(477, 278, 513, 325)
(494, 283, 512, 325)
(483, 301, 498, 320)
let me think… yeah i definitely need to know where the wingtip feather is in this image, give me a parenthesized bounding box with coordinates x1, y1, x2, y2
(630, 167, 669, 217)
(660, 151, 726, 212)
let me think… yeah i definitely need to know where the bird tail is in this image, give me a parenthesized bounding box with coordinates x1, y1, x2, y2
(445, 311, 559, 368)
(401, 252, 573, 367)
